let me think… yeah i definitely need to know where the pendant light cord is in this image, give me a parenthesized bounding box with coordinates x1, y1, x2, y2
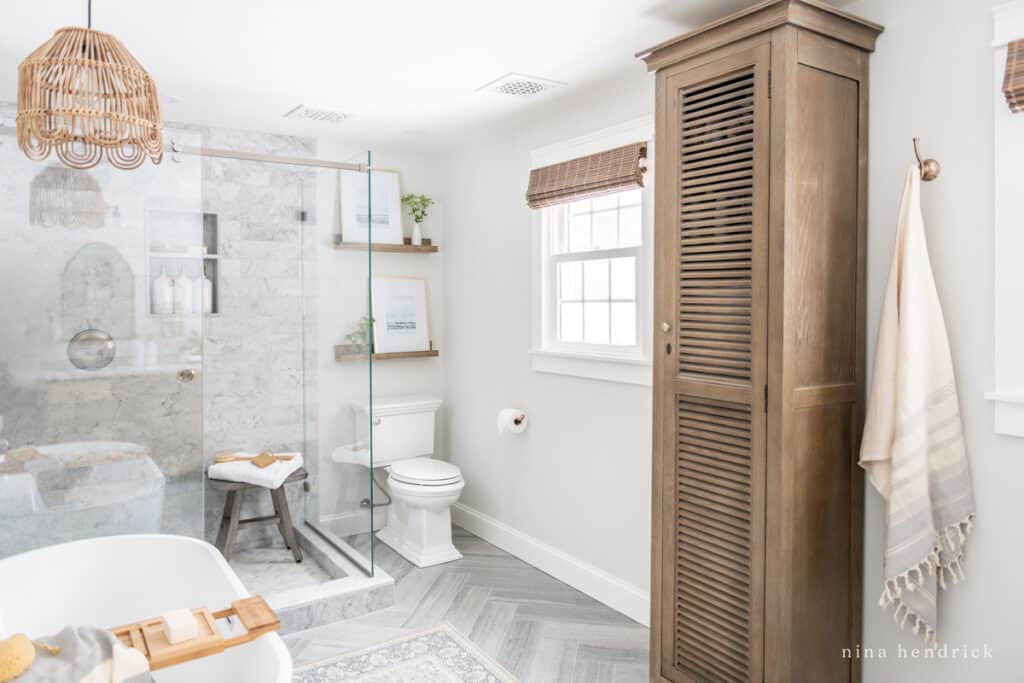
(87, 0, 92, 28)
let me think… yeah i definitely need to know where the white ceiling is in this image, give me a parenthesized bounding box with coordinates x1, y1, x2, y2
(0, 0, 850, 146)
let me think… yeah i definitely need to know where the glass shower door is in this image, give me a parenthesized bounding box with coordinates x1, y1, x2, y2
(0, 112, 206, 557)
(303, 152, 376, 575)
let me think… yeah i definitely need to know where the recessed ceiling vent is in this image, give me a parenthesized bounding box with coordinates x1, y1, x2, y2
(476, 73, 566, 96)
(282, 104, 350, 124)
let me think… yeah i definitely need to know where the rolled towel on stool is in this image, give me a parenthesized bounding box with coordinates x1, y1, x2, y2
(208, 452, 304, 489)
(161, 609, 197, 645)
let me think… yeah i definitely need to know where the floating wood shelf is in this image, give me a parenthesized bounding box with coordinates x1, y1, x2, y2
(335, 345, 439, 362)
(333, 241, 439, 253)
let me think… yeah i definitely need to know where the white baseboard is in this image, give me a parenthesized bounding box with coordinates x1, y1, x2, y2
(451, 502, 650, 626)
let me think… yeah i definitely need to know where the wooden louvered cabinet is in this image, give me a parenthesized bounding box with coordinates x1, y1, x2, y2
(640, 3, 882, 683)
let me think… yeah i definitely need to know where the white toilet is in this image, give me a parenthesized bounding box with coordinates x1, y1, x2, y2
(332, 394, 464, 567)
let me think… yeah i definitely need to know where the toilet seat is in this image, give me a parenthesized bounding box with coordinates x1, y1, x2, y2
(389, 458, 462, 487)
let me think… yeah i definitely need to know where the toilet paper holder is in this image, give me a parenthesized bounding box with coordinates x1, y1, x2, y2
(497, 408, 529, 435)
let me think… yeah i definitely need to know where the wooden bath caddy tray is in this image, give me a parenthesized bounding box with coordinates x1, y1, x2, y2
(110, 596, 280, 671)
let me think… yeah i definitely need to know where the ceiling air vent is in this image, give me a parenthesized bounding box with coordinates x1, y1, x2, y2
(282, 104, 350, 124)
(476, 73, 566, 97)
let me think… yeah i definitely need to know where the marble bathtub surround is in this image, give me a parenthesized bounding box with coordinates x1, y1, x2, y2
(0, 442, 165, 556)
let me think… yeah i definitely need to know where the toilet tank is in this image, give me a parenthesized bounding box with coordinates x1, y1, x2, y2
(353, 395, 442, 468)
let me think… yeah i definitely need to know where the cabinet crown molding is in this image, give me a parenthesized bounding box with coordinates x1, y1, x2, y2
(637, 0, 883, 71)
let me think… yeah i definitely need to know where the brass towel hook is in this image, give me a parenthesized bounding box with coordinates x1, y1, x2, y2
(913, 137, 941, 181)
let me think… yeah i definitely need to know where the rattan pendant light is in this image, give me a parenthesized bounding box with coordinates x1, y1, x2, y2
(16, 0, 163, 170)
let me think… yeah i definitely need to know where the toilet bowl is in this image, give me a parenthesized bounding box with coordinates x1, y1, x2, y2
(375, 457, 464, 567)
(331, 395, 464, 568)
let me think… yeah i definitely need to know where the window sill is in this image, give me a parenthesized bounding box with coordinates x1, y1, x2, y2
(984, 391, 1024, 437)
(529, 348, 652, 386)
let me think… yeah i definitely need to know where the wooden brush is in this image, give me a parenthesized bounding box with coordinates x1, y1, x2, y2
(214, 452, 296, 468)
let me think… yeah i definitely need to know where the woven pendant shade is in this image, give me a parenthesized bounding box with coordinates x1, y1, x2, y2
(17, 27, 163, 170)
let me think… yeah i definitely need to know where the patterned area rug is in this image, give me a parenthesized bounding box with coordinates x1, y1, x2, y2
(293, 623, 518, 682)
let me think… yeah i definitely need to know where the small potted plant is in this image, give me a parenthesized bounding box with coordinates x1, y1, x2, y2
(339, 315, 374, 356)
(401, 193, 434, 246)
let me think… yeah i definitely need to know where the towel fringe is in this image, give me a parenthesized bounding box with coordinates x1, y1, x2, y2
(878, 513, 974, 646)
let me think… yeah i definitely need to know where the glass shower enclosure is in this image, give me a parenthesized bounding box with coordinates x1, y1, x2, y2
(0, 108, 377, 583)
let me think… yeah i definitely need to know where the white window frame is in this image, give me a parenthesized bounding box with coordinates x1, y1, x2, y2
(987, 1, 1024, 436)
(530, 116, 654, 386)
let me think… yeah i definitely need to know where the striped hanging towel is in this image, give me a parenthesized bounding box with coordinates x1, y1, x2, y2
(859, 166, 975, 646)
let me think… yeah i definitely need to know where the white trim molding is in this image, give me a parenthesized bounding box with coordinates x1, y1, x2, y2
(529, 117, 655, 385)
(529, 348, 652, 386)
(530, 115, 655, 169)
(451, 502, 651, 626)
(988, 3, 1024, 437)
(993, 0, 1024, 47)
(984, 392, 1024, 437)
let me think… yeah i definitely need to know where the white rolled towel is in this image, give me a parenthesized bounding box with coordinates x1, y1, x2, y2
(207, 452, 303, 489)
(497, 409, 528, 435)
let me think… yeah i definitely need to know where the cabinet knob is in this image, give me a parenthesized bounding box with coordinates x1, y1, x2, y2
(660, 322, 672, 333)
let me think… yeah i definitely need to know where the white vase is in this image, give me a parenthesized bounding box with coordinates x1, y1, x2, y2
(411, 222, 423, 246)
(173, 270, 193, 315)
(202, 273, 214, 314)
(152, 268, 174, 315)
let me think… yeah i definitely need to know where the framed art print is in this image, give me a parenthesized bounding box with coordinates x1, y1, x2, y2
(339, 169, 403, 244)
(371, 276, 431, 353)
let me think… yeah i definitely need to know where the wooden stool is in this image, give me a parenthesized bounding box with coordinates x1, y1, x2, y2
(211, 467, 307, 562)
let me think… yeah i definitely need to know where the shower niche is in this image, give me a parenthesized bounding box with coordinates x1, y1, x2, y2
(145, 208, 219, 316)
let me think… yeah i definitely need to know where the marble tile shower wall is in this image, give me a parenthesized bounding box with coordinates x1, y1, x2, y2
(183, 124, 320, 550)
(0, 104, 325, 553)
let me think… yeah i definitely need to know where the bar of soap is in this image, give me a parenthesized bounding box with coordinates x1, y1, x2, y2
(162, 608, 198, 644)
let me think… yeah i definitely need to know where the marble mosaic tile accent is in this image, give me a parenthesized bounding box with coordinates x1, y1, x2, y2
(293, 623, 517, 683)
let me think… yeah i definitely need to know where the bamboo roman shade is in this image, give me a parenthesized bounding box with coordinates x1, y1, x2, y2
(1004, 39, 1024, 112)
(526, 142, 647, 209)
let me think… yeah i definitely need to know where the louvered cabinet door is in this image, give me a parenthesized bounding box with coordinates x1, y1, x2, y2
(653, 42, 770, 683)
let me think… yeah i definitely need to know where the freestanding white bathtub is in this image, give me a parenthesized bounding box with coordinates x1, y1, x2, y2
(0, 534, 292, 682)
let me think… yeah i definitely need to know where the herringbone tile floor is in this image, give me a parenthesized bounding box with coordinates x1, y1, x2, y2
(284, 527, 649, 681)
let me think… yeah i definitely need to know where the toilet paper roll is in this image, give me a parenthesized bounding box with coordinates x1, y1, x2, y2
(497, 408, 528, 435)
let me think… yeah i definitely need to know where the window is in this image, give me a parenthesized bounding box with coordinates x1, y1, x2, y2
(548, 189, 642, 347)
(529, 118, 653, 385)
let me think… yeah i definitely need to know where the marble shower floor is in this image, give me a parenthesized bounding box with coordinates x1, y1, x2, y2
(228, 542, 339, 596)
(285, 527, 649, 682)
